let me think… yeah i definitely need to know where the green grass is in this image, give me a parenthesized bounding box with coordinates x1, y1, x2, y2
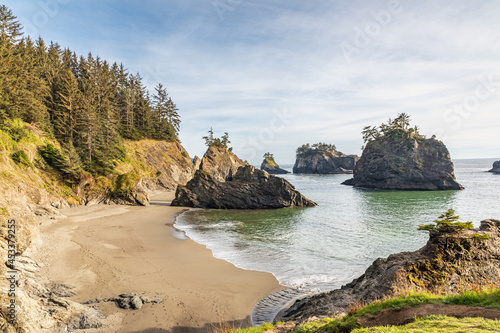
(237, 289, 500, 333)
(352, 315, 500, 332)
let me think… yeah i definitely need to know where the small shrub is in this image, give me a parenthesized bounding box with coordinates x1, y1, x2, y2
(11, 150, 33, 167)
(418, 209, 473, 234)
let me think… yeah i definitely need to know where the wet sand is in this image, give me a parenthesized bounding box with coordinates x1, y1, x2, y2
(36, 191, 283, 332)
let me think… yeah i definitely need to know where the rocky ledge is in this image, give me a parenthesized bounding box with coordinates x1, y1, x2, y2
(261, 156, 290, 174)
(490, 160, 500, 173)
(293, 154, 359, 174)
(171, 146, 316, 209)
(343, 130, 463, 190)
(282, 219, 500, 322)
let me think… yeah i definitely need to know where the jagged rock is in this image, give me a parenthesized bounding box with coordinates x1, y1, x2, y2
(261, 156, 290, 174)
(342, 130, 463, 190)
(172, 164, 316, 209)
(198, 146, 247, 181)
(489, 161, 500, 173)
(293, 154, 359, 174)
(121, 141, 198, 191)
(192, 156, 201, 172)
(282, 219, 500, 322)
(172, 146, 315, 209)
(130, 296, 143, 310)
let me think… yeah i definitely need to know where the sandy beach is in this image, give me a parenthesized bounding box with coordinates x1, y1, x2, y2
(35, 191, 283, 332)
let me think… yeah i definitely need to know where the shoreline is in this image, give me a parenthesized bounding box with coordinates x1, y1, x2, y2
(35, 191, 284, 332)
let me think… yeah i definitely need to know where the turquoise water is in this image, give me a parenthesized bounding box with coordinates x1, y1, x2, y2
(174, 158, 500, 292)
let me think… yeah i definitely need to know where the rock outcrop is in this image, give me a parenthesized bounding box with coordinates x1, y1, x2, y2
(342, 130, 463, 190)
(293, 154, 359, 174)
(171, 147, 316, 209)
(261, 156, 290, 174)
(490, 161, 500, 173)
(197, 145, 247, 182)
(282, 219, 500, 322)
(117, 140, 198, 190)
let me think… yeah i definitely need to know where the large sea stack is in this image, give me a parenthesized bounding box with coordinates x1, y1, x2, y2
(490, 161, 500, 173)
(260, 154, 290, 174)
(283, 218, 500, 322)
(293, 143, 358, 174)
(171, 146, 316, 209)
(293, 154, 359, 174)
(343, 129, 463, 190)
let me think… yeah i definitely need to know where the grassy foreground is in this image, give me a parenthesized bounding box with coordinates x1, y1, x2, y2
(219, 289, 500, 333)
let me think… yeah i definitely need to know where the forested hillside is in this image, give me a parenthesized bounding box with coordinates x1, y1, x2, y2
(0, 5, 180, 176)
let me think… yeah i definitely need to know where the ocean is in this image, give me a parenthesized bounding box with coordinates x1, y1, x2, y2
(174, 158, 500, 294)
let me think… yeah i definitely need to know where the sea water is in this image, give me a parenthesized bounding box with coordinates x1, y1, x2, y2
(174, 158, 500, 293)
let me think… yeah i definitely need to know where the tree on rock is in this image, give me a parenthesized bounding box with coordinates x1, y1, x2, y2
(202, 128, 231, 149)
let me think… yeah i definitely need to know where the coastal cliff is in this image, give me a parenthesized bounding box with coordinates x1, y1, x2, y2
(172, 146, 316, 209)
(490, 161, 500, 173)
(293, 154, 359, 174)
(343, 130, 463, 190)
(0, 123, 198, 331)
(283, 218, 500, 322)
(260, 155, 290, 174)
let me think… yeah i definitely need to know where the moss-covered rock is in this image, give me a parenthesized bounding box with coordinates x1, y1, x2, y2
(283, 219, 500, 322)
(261, 156, 290, 174)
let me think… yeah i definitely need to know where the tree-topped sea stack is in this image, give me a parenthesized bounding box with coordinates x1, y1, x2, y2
(171, 130, 316, 209)
(260, 152, 290, 174)
(293, 142, 359, 174)
(342, 114, 463, 190)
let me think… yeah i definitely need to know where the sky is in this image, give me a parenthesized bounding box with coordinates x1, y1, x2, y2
(4, 0, 500, 164)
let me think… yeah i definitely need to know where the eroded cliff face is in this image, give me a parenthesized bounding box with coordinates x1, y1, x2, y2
(283, 219, 500, 322)
(0, 132, 198, 331)
(490, 161, 500, 173)
(171, 147, 316, 209)
(343, 132, 463, 190)
(261, 157, 290, 175)
(293, 154, 359, 174)
(0, 154, 103, 331)
(116, 140, 197, 190)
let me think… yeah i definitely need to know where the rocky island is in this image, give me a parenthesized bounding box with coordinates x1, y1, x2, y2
(293, 142, 359, 174)
(172, 145, 316, 209)
(260, 152, 290, 174)
(283, 211, 500, 322)
(490, 161, 500, 173)
(343, 114, 463, 190)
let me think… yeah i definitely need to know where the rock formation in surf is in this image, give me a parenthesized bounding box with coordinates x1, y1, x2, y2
(260, 153, 290, 174)
(293, 143, 358, 174)
(342, 115, 463, 190)
(171, 146, 316, 209)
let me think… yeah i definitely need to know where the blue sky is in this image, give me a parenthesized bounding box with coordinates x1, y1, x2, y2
(5, 0, 500, 164)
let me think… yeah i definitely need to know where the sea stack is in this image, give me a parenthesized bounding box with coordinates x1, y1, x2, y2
(171, 146, 316, 209)
(490, 161, 500, 173)
(342, 114, 463, 190)
(293, 143, 358, 174)
(260, 153, 290, 174)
